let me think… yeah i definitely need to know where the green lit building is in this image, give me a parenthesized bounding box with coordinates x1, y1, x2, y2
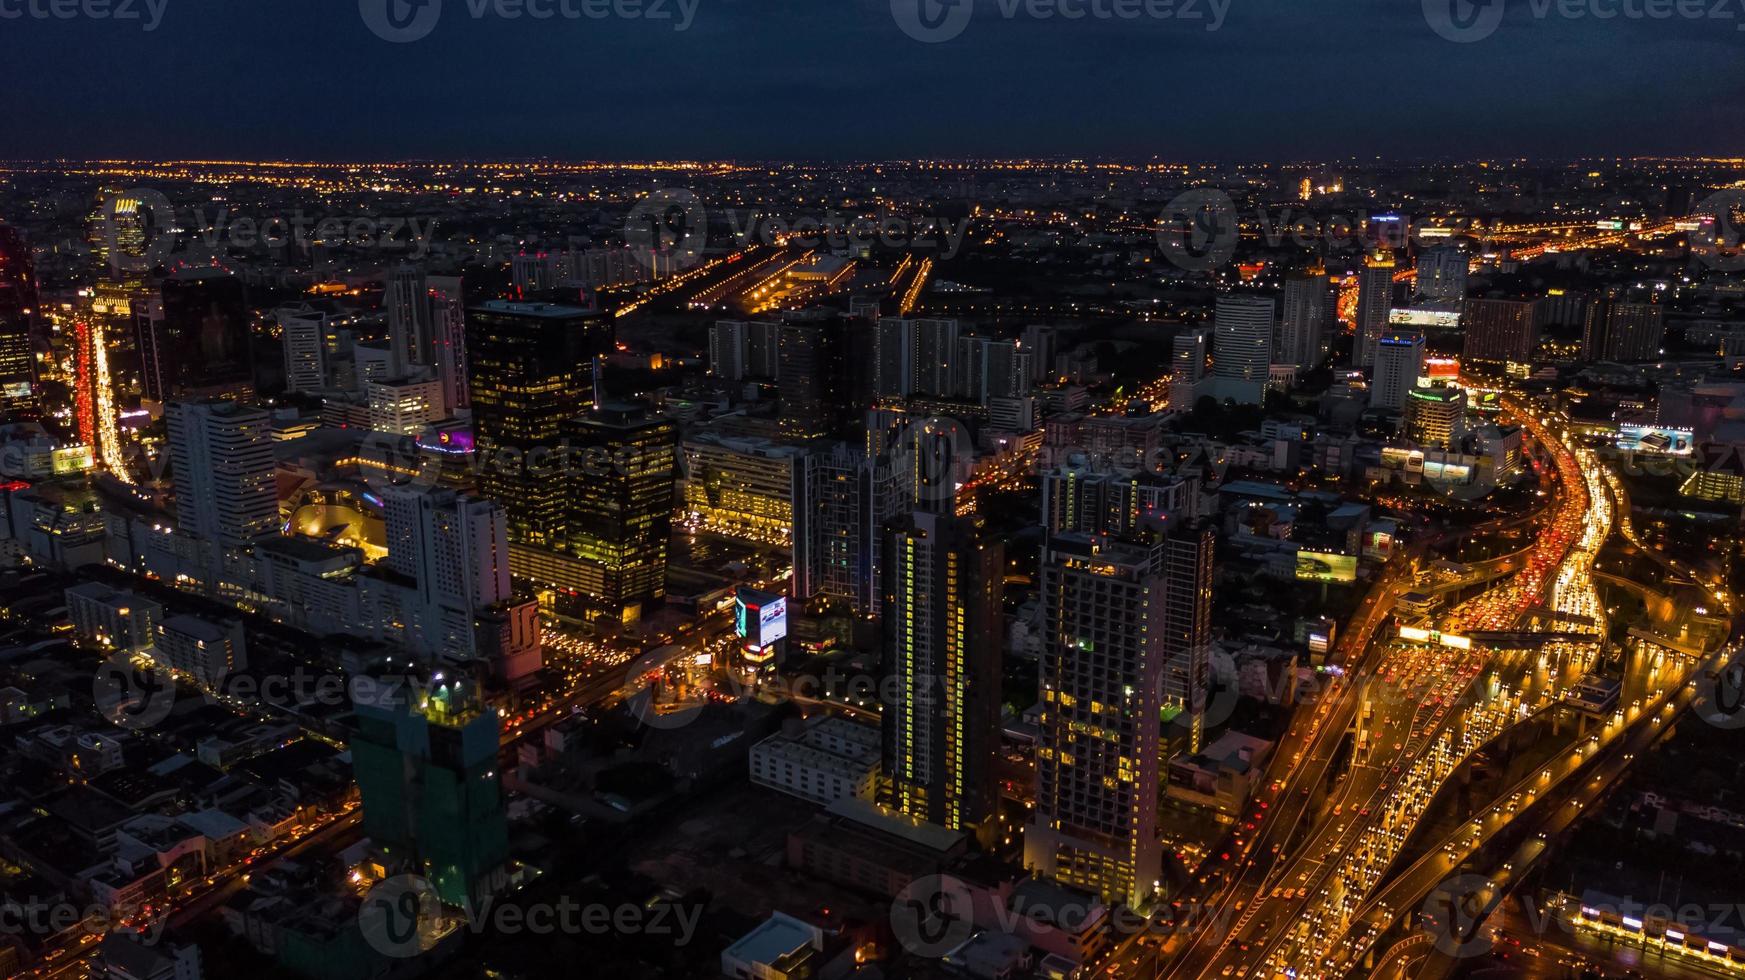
(351, 675, 508, 907)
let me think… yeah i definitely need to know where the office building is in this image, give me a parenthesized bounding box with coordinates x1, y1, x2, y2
(1210, 293, 1274, 405)
(1169, 330, 1208, 410)
(553, 404, 676, 623)
(366, 375, 445, 435)
(428, 276, 468, 412)
(1461, 297, 1538, 363)
(352, 676, 508, 907)
(1415, 246, 1468, 302)
(1354, 251, 1396, 367)
(166, 399, 277, 546)
(1405, 383, 1466, 451)
(778, 316, 856, 439)
(873, 317, 915, 397)
(1041, 465, 1194, 538)
(385, 266, 434, 375)
(466, 300, 613, 549)
(750, 717, 882, 807)
(710, 319, 781, 382)
(1158, 522, 1216, 752)
(1027, 533, 1169, 908)
(680, 433, 806, 545)
(956, 337, 1033, 404)
(277, 306, 328, 394)
(793, 444, 905, 616)
(1370, 329, 1426, 411)
(155, 615, 247, 689)
(880, 511, 1004, 836)
(911, 318, 961, 397)
(1023, 324, 1059, 383)
(143, 269, 254, 403)
(0, 224, 38, 410)
(1583, 296, 1665, 362)
(65, 582, 162, 653)
(383, 487, 513, 656)
(1278, 269, 1328, 369)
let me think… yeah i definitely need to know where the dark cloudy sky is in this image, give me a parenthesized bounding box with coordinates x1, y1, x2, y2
(3, 0, 1743, 159)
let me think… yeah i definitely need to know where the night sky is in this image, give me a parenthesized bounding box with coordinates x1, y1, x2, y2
(3, 0, 1744, 160)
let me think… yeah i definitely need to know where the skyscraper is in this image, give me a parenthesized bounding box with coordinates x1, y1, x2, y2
(428, 276, 469, 412)
(954, 337, 1032, 404)
(166, 399, 277, 546)
(1583, 296, 1665, 362)
(1354, 250, 1397, 367)
(1405, 383, 1465, 451)
(385, 265, 434, 375)
(559, 404, 677, 624)
(911, 318, 962, 397)
(1027, 533, 1169, 908)
(1414, 246, 1468, 302)
(382, 487, 514, 657)
(1157, 522, 1216, 753)
(0, 224, 38, 411)
(1370, 329, 1426, 411)
(710, 320, 781, 382)
(1169, 329, 1208, 410)
(352, 676, 508, 907)
(873, 317, 915, 397)
(277, 306, 328, 394)
(1461, 297, 1538, 364)
(465, 300, 613, 549)
(144, 269, 255, 403)
(1211, 292, 1275, 405)
(778, 316, 856, 439)
(880, 511, 1004, 837)
(792, 443, 905, 616)
(1278, 269, 1329, 369)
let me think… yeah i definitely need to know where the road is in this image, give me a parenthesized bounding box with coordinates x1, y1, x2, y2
(1165, 393, 1608, 980)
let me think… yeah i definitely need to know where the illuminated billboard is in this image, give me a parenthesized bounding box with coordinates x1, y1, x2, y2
(736, 587, 789, 649)
(1390, 308, 1462, 330)
(1617, 425, 1694, 456)
(52, 445, 94, 475)
(1295, 551, 1358, 583)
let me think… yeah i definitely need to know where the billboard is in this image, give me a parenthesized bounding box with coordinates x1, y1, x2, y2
(736, 587, 788, 649)
(52, 445, 94, 475)
(1296, 551, 1358, 583)
(1617, 425, 1694, 456)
